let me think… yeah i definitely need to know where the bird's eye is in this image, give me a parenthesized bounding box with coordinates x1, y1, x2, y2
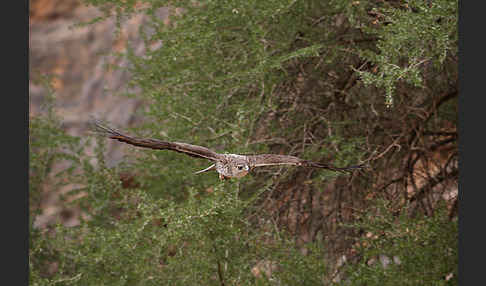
(237, 165, 248, 171)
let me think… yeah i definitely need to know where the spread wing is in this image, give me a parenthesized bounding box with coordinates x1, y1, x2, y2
(92, 120, 222, 161)
(246, 154, 364, 173)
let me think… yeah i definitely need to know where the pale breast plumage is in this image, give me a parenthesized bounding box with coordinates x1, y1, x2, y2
(215, 154, 250, 179)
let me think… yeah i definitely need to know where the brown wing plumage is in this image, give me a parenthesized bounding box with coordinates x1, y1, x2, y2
(247, 154, 363, 173)
(92, 120, 222, 161)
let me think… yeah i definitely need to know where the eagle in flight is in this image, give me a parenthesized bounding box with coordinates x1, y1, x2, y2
(93, 120, 364, 180)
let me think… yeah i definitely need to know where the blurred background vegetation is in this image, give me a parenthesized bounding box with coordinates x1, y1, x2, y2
(29, 0, 458, 284)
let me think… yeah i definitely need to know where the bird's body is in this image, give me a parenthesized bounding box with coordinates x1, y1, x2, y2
(92, 120, 363, 179)
(215, 154, 250, 179)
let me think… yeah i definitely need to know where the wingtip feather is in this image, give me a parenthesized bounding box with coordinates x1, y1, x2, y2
(89, 118, 125, 138)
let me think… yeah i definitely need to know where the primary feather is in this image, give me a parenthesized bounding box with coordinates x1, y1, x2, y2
(92, 120, 221, 161)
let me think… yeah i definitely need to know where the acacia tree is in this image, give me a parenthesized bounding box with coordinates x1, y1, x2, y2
(30, 0, 458, 284)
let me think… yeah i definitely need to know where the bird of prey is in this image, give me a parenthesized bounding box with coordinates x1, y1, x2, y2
(92, 120, 364, 180)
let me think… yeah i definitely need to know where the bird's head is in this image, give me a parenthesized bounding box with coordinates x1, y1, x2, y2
(232, 163, 250, 178)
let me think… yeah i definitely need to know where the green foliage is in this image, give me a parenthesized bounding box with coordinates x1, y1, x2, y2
(29, 78, 83, 284)
(30, 132, 333, 285)
(353, 0, 458, 106)
(87, 0, 371, 194)
(29, 76, 82, 207)
(31, 0, 457, 284)
(28, 81, 333, 284)
(344, 200, 458, 285)
(29, 76, 84, 258)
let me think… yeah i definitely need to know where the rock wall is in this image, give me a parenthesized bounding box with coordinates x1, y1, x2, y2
(30, 0, 168, 227)
(30, 0, 168, 164)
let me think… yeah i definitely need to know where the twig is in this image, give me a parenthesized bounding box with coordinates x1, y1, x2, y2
(213, 244, 225, 286)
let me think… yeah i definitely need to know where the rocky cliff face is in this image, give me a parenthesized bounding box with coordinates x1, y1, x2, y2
(30, 0, 168, 227)
(30, 0, 168, 163)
